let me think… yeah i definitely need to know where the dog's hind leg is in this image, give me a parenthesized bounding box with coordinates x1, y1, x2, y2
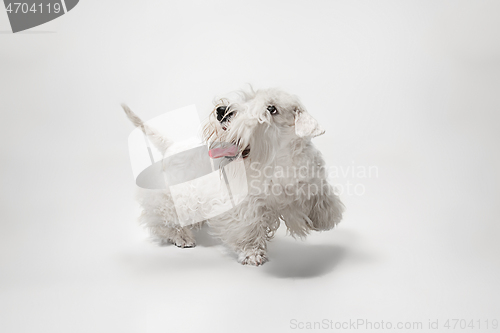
(149, 224, 196, 248)
(136, 190, 198, 248)
(138, 207, 196, 248)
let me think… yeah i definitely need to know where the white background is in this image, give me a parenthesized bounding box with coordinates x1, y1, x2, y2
(1, 1, 499, 332)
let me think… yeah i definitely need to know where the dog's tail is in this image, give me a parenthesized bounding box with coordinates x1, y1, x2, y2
(121, 104, 172, 155)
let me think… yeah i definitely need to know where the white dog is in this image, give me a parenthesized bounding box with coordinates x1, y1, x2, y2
(123, 88, 344, 266)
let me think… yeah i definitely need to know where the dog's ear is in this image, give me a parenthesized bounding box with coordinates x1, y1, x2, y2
(295, 111, 325, 138)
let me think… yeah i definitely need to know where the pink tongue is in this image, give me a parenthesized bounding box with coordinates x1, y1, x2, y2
(209, 145, 238, 158)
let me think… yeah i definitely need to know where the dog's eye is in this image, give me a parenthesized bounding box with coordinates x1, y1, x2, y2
(267, 105, 278, 115)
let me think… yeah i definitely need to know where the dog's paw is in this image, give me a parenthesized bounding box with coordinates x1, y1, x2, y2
(240, 253, 268, 266)
(170, 235, 196, 248)
(175, 240, 196, 248)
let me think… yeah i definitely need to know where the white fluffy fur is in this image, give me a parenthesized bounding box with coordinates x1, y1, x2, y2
(123, 88, 344, 266)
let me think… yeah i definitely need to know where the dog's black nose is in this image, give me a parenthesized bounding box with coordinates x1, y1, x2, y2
(216, 106, 227, 122)
(216, 106, 234, 123)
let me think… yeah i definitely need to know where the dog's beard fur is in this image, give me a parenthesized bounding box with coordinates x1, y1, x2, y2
(125, 87, 344, 265)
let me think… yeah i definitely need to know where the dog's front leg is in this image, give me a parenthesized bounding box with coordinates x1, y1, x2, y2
(211, 205, 278, 266)
(307, 181, 344, 231)
(237, 225, 269, 266)
(238, 206, 280, 266)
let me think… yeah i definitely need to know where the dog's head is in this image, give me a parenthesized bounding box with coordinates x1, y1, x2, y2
(202, 88, 324, 165)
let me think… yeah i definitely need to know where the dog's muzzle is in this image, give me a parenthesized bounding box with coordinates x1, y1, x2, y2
(210, 106, 249, 159)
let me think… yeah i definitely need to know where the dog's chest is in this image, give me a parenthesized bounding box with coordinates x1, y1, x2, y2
(251, 144, 326, 204)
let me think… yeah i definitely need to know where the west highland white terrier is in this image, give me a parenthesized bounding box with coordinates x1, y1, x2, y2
(123, 88, 344, 266)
